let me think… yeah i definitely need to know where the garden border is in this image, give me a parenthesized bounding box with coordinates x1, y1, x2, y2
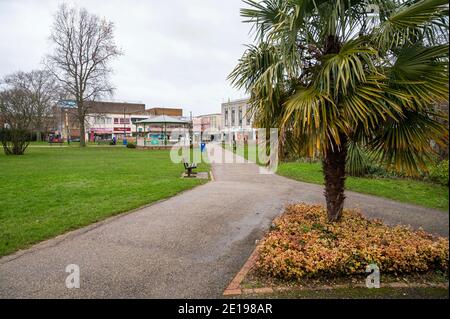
(223, 246, 449, 296)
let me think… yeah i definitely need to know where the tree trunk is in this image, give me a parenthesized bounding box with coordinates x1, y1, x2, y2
(36, 131, 42, 142)
(322, 134, 347, 222)
(78, 99, 86, 147)
(79, 120, 86, 147)
(321, 34, 345, 222)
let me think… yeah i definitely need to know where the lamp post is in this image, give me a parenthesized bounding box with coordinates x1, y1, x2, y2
(65, 109, 70, 145)
(123, 106, 126, 145)
(189, 111, 193, 149)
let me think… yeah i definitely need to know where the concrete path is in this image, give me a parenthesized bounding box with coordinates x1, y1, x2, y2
(0, 144, 447, 298)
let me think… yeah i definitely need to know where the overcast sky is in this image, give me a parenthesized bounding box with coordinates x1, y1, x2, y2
(0, 0, 253, 116)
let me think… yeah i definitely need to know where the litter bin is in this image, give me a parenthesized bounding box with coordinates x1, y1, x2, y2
(200, 142, 206, 152)
(123, 139, 128, 145)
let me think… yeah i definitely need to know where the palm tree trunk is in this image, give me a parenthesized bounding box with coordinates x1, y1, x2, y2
(322, 134, 347, 222)
(321, 34, 345, 222)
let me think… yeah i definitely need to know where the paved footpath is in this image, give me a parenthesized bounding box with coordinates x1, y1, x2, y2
(0, 144, 447, 298)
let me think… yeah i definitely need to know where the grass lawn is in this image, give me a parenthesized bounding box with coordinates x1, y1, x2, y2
(0, 146, 210, 257)
(278, 162, 449, 211)
(28, 141, 118, 147)
(225, 142, 449, 211)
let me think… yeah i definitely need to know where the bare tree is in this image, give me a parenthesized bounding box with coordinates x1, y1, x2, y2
(45, 4, 122, 146)
(0, 88, 36, 155)
(3, 70, 60, 141)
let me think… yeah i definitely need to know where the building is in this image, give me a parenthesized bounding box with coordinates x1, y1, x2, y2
(85, 101, 145, 141)
(55, 101, 82, 140)
(221, 98, 255, 141)
(133, 107, 182, 117)
(134, 115, 191, 146)
(56, 100, 184, 142)
(192, 117, 202, 141)
(192, 113, 222, 142)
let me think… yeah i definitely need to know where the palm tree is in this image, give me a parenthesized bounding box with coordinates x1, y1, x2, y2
(229, 0, 449, 222)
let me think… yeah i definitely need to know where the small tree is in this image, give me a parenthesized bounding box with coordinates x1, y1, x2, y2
(0, 89, 35, 155)
(230, 0, 449, 222)
(3, 70, 60, 141)
(46, 4, 122, 147)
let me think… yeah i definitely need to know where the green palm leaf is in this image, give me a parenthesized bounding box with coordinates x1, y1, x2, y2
(387, 44, 449, 108)
(375, 0, 449, 49)
(369, 110, 448, 175)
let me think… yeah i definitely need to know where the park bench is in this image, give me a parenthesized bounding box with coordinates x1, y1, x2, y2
(48, 140, 64, 146)
(183, 160, 197, 177)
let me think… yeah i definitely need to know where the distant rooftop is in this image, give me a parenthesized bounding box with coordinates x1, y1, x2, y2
(136, 115, 189, 124)
(57, 100, 185, 116)
(221, 98, 249, 106)
(57, 100, 145, 114)
(194, 113, 221, 118)
(85, 101, 145, 114)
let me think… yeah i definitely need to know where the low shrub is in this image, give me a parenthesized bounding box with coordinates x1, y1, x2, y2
(428, 160, 449, 186)
(126, 142, 136, 149)
(257, 203, 448, 280)
(0, 128, 32, 155)
(365, 163, 401, 178)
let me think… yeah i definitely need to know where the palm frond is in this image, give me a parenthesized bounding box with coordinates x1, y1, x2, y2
(314, 38, 379, 97)
(241, 0, 288, 40)
(368, 109, 448, 175)
(346, 139, 369, 176)
(374, 0, 449, 50)
(228, 42, 285, 91)
(282, 85, 344, 154)
(387, 44, 449, 108)
(339, 74, 409, 130)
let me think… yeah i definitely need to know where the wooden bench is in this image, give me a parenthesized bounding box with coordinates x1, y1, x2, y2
(183, 160, 197, 177)
(48, 141, 64, 146)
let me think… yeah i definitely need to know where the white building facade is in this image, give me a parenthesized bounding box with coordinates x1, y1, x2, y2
(86, 113, 150, 141)
(221, 98, 256, 142)
(192, 113, 222, 143)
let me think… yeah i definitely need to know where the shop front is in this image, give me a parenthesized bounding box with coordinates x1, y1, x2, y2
(89, 128, 113, 142)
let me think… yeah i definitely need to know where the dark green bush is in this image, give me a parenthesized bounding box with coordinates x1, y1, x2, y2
(428, 160, 449, 186)
(0, 128, 32, 155)
(126, 142, 136, 149)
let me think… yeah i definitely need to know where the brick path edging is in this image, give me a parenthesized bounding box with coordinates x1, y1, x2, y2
(223, 246, 260, 296)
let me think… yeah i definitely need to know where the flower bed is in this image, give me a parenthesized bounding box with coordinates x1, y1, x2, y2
(257, 203, 449, 280)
